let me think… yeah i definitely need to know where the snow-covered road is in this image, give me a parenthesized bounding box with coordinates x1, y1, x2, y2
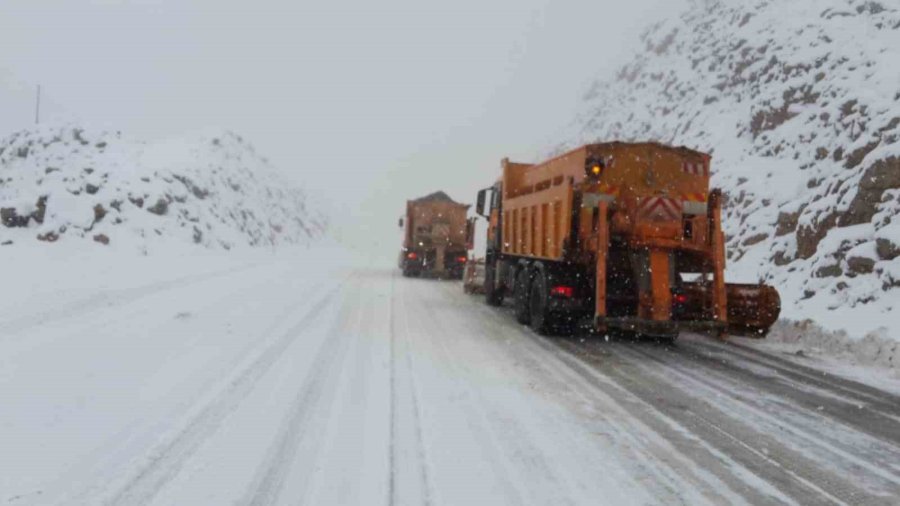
(3, 252, 899, 505)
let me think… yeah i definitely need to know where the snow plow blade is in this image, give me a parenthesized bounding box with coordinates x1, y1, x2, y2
(725, 283, 781, 337)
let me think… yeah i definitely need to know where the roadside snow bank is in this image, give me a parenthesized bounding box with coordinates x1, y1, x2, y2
(0, 124, 326, 252)
(739, 319, 900, 389)
(0, 241, 245, 318)
(0, 238, 355, 339)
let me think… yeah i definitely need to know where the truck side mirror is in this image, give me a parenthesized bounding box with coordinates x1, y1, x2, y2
(398, 217, 404, 228)
(476, 189, 487, 217)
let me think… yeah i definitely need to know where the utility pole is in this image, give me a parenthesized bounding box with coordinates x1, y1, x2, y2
(35, 85, 41, 124)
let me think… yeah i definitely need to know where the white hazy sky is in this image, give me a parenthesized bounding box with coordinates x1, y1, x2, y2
(1, 0, 687, 254)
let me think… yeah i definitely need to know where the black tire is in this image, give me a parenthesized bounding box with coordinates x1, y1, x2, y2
(485, 261, 504, 306)
(514, 269, 531, 325)
(653, 332, 679, 345)
(402, 264, 419, 278)
(528, 271, 554, 335)
(637, 330, 679, 344)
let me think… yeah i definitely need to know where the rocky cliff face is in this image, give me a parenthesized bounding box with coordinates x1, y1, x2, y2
(0, 125, 325, 251)
(562, 0, 900, 336)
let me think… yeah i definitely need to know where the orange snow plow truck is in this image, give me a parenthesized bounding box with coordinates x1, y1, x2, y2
(399, 191, 471, 279)
(471, 142, 780, 339)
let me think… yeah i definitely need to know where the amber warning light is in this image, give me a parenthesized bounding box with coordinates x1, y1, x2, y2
(585, 157, 605, 178)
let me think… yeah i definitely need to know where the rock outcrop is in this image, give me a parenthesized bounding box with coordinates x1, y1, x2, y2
(559, 0, 900, 335)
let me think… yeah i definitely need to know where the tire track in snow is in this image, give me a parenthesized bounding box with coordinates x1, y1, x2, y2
(452, 279, 898, 504)
(457, 290, 776, 505)
(97, 278, 347, 506)
(31, 268, 332, 505)
(617, 341, 900, 497)
(428, 283, 608, 505)
(387, 271, 400, 506)
(544, 337, 881, 506)
(655, 341, 900, 448)
(684, 337, 900, 422)
(242, 283, 364, 505)
(406, 280, 533, 506)
(387, 277, 435, 506)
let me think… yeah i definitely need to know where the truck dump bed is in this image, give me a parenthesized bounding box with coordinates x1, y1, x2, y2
(501, 143, 711, 261)
(399, 191, 470, 278)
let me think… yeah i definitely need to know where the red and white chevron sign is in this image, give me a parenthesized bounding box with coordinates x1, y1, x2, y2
(681, 160, 709, 176)
(638, 196, 681, 222)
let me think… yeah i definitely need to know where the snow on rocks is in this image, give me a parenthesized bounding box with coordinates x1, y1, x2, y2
(0, 124, 326, 252)
(559, 0, 900, 339)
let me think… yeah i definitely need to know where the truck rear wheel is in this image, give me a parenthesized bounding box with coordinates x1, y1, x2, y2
(648, 332, 679, 345)
(485, 261, 504, 306)
(514, 269, 531, 325)
(528, 272, 555, 335)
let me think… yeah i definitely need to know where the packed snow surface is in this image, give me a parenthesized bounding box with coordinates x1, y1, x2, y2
(2, 243, 900, 505)
(560, 0, 900, 339)
(0, 124, 325, 251)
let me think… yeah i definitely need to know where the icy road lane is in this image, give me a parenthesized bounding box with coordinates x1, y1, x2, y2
(2, 256, 900, 505)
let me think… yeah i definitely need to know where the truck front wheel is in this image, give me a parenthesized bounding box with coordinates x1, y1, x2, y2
(514, 269, 532, 325)
(485, 261, 504, 306)
(529, 271, 555, 335)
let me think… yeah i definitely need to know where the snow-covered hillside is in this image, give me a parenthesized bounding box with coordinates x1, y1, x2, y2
(0, 125, 325, 252)
(562, 0, 900, 338)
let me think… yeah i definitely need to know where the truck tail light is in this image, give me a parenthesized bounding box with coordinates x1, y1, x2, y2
(550, 286, 574, 298)
(407, 252, 418, 260)
(673, 293, 688, 304)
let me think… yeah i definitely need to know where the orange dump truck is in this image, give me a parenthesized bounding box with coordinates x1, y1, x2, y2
(399, 191, 472, 278)
(472, 142, 780, 338)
